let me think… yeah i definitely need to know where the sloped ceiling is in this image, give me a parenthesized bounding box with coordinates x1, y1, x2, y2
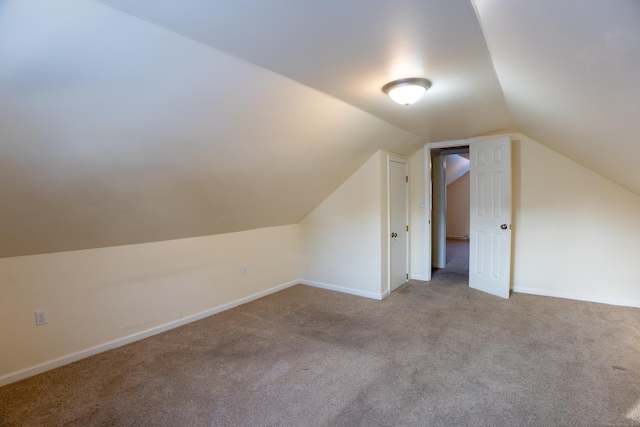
(95, 0, 515, 142)
(0, 0, 425, 257)
(473, 0, 640, 195)
(1, 0, 637, 258)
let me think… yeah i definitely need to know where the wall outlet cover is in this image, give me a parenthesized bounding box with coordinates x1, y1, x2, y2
(35, 309, 48, 326)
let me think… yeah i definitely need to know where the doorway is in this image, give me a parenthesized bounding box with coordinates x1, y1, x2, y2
(424, 136, 512, 299)
(431, 147, 470, 276)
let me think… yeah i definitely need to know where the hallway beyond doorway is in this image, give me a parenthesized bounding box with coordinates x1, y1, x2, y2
(432, 238, 469, 280)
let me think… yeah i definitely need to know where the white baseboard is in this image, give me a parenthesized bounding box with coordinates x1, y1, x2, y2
(0, 280, 299, 387)
(410, 275, 430, 281)
(299, 280, 385, 300)
(512, 286, 640, 308)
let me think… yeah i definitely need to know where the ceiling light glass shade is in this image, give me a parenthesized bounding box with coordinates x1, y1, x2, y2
(382, 78, 432, 105)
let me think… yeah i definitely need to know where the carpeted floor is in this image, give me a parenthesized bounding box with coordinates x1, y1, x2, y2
(2, 243, 640, 426)
(435, 238, 470, 279)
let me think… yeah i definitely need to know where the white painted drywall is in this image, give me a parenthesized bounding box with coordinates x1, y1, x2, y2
(511, 134, 640, 306)
(7, 131, 640, 386)
(0, 225, 299, 383)
(0, 0, 422, 259)
(299, 152, 385, 299)
(412, 132, 640, 306)
(446, 172, 470, 238)
(473, 0, 640, 196)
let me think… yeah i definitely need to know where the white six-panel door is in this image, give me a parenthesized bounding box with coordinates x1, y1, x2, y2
(469, 136, 512, 299)
(389, 157, 409, 292)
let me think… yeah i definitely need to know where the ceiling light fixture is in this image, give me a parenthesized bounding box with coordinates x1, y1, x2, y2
(382, 78, 432, 105)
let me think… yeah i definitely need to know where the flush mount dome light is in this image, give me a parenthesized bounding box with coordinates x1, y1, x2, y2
(382, 77, 432, 105)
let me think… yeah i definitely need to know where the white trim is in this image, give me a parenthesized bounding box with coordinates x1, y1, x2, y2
(299, 280, 385, 300)
(410, 275, 430, 281)
(425, 138, 478, 150)
(0, 280, 299, 387)
(423, 147, 432, 281)
(512, 287, 640, 308)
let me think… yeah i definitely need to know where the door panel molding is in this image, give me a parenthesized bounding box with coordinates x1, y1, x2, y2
(469, 136, 512, 298)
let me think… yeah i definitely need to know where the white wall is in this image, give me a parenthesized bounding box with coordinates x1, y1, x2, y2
(8, 131, 640, 386)
(446, 172, 470, 238)
(0, 225, 299, 385)
(512, 134, 640, 306)
(299, 151, 387, 299)
(411, 132, 640, 307)
(0, 0, 424, 259)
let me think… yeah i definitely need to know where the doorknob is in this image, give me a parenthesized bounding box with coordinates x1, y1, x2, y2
(500, 224, 508, 230)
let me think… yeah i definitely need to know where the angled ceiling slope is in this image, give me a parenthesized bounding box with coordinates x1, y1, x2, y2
(0, 0, 518, 258)
(0, 0, 423, 257)
(96, 0, 516, 142)
(3, 0, 637, 259)
(473, 0, 640, 196)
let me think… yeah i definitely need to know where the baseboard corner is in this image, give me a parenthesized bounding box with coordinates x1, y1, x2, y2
(298, 279, 384, 300)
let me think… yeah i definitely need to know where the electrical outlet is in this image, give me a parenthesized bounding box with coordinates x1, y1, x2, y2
(35, 309, 48, 326)
(241, 264, 248, 275)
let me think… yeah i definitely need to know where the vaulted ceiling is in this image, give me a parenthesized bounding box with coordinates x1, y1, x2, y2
(0, 0, 638, 257)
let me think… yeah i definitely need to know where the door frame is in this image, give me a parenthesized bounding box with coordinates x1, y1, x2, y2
(387, 155, 409, 295)
(431, 152, 446, 268)
(431, 147, 471, 269)
(424, 138, 479, 281)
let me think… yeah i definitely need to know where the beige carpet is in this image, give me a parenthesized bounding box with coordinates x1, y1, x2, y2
(2, 248, 640, 426)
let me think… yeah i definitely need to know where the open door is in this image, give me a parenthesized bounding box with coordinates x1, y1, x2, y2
(469, 136, 512, 298)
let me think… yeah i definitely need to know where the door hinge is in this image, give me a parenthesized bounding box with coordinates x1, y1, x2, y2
(406, 225, 409, 232)
(406, 176, 408, 182)
(406, 274, 409, 279)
